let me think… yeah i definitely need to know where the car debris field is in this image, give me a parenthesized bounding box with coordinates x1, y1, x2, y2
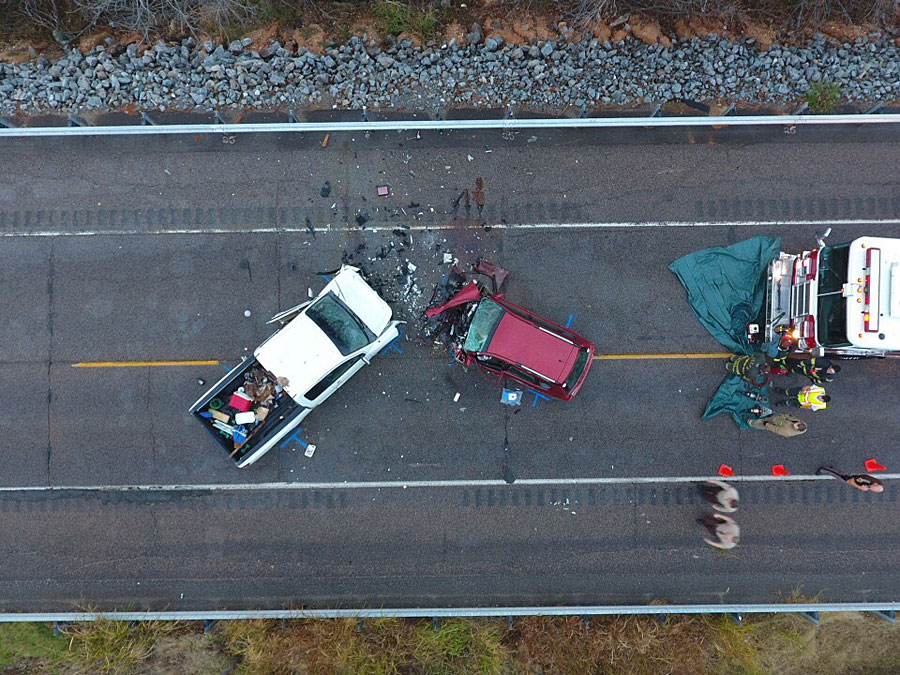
(0, 124, 899, 612)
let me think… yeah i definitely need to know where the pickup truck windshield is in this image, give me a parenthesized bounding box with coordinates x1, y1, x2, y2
(306, 293, 371, 355)
(817, 243, 851, 347)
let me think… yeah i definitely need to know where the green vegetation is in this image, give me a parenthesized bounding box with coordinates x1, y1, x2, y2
(0, 622, 68, 667)
(371, 0, 439, 37)
(804, 81, 842, 113)
(0, 612, 898, 674)
(64, 618, 181, 673)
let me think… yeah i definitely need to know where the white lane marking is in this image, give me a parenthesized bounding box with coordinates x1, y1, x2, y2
(0, 474, 893, 493)
(2, 219, 900, 238)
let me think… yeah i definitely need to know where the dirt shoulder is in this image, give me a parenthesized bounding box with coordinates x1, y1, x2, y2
(1, 2, 898, 63)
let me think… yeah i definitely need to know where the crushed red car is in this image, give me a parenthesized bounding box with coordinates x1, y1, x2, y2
(423, 260, 595, 401)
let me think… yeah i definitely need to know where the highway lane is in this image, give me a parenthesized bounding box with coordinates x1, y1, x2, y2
(1, 125, 899, 235)
(0, 125, 899, 610)
(3, 226, 900, 489)
(0, 481, 896, 612)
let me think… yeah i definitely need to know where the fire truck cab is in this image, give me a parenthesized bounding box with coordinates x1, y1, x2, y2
(765, 231, 900, 358)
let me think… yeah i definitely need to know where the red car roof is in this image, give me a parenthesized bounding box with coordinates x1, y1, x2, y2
(485, 311, 580, 383)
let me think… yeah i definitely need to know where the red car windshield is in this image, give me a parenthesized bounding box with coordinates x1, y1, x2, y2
(462, 298, 506, 352)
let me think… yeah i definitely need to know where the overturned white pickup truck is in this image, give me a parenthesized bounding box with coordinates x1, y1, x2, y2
(765, 230, 900, 358)
(189, 266, 401, 468)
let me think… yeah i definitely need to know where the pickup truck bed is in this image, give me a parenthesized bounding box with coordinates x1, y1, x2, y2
(188, 358, 306, 466)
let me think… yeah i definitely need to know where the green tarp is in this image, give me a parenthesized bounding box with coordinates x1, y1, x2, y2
(669, 236, 781, 355)
(703, 375, 770, 429)
(670, 236, 781, 428)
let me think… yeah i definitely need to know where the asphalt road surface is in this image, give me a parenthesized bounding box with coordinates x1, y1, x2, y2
(1, 122, 899, 612)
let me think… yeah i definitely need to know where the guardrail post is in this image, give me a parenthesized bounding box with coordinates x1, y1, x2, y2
(799, 611, 820, 626)
(728, 612, 743, 626)
(140, 112, 156, 125)
(0, 116, 14, 128)
(679, 98, 710, 114)
(864, 102, 884, 115)
(357, 618, 364, 632)
(202, 619, 216, 633)
(582, 615, 591, 629)
(654, 613, 667, 625)
(432, 617, 440, 631)
(52, 621, 72, 636)
(792, 102, 809, 115)
(872, 610, 896, 624)
(506, 104, 514, 120)
(722, 103, 736, 116)
(507, 616, 514, 630)
(362, 105, 369, 123)
(288, 109, 299, 123)
(214, 111, 227, 125)
(650, 103, 662, 118)
(67, 113, 86, 127)
(435, 105, 443, 121)
(579, 104, 589, 119)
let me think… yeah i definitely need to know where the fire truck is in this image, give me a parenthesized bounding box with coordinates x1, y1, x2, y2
(765, 229, 900, 358)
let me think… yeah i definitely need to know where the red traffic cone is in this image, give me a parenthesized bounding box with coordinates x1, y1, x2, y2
(772, 464, 790, 476)
(718, 464, 735, 477)
(865, 458, 886, 472)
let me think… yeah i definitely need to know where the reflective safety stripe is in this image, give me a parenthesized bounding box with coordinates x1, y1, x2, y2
(798, 386, 827, 410)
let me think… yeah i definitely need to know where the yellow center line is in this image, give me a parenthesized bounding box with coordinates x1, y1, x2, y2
(71, 354, 733, 368)
(593, 353, 732, 360)
(72, 360, 220, 368)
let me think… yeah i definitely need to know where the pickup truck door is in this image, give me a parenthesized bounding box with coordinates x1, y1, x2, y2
(361, 321, 403, 363)
(303, 354, 369, 405)
(302, 322, 402, 404)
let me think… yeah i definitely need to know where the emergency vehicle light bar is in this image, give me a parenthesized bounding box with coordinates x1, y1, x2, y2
(866, 247, 881, 333)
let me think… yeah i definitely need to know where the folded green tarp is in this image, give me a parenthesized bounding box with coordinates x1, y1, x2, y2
(669, 236, 781, 355)
(703, 374, 771, 429)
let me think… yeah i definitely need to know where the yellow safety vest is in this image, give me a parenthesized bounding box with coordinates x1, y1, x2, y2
(798, 386, 827, 411)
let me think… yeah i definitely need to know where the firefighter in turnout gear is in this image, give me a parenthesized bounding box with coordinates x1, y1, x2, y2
(789, 357, 841, 385)
(725, 353, 770, 387)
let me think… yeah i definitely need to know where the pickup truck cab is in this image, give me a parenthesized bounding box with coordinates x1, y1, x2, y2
(765, 231, 900, 358)
(189, 265, 401, 467)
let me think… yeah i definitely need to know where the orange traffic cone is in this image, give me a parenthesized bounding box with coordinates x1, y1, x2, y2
(772, 464, 790, 476)
(865, 458, 886, 472)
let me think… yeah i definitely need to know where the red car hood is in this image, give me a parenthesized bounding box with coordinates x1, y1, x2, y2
(486, 312, 579, 384)
(425, 281, 482, 318)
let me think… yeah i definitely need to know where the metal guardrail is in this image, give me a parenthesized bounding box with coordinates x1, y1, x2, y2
(2, 603, 899, 623)
(0, 112, 899, 137)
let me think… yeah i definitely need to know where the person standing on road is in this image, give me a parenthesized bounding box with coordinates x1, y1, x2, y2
(772, 384, 829, 411)
(473, 176, 485, 220)
(698, 480, 739, 513)
(747, 414, 808, 437)
(697, 513, 740, 549)
(816, 466, 884, 492)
